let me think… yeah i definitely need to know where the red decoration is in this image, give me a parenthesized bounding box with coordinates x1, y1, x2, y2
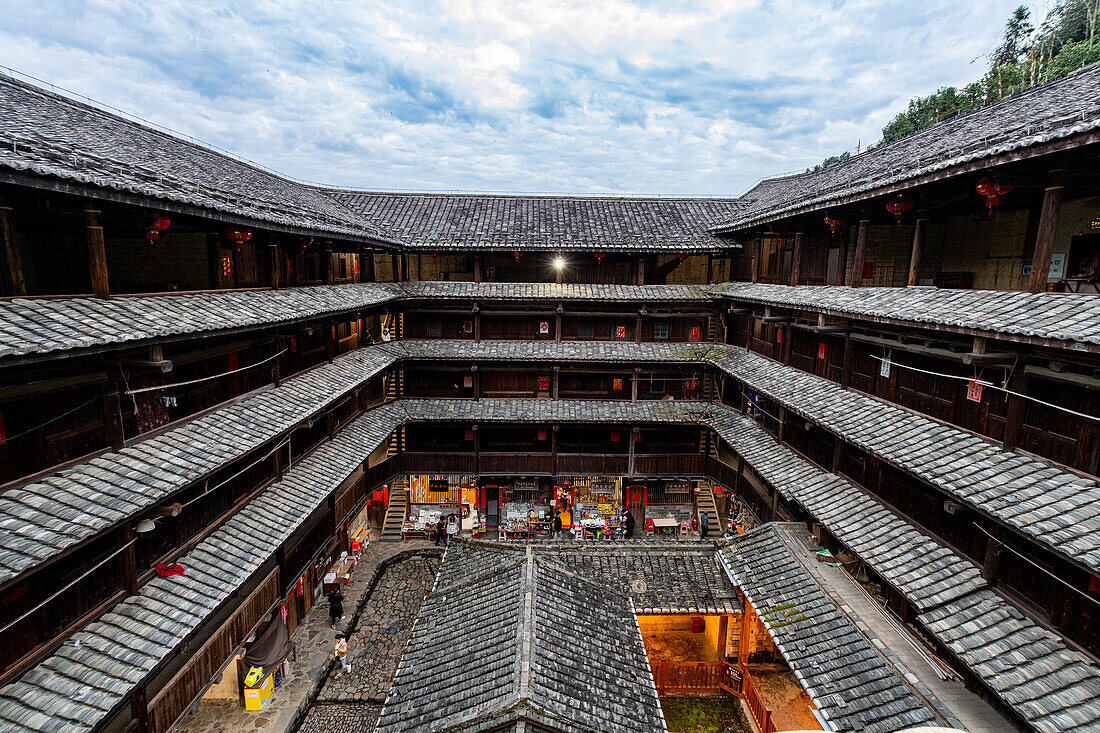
(220, 252, 234, 279)
(512, 251, 523, 262)
(863, 262, 875, 279)
(155, 563, 185, 578)
(975, 177, 1013, 216)
(463, 375, 473, 388)
(372, 489, 383, 502)
(615, 325, 627, 339)
(538, 376, 550, 390)
(817, 342, 826, 360)
(1090, 575, 1100, 593)
(885, 194, 915, 223)
(464, 429, 474, 441)
(593, 252, 605, 264)
(689, 326, 701, 340)
(776, 328, 782, 344)
(823, 216, 844, 234)
(610, 430, 620, 442)
(296, 578, 303, 596)
(537, 429, 547, 441)
(635, 431, 642, 442)
(301, 237, 314, 252)
(967, 379, 983, 402)
(225, 228, 253, 245)
(684, 378, 698, 392)
(227, 353, 238, 371)
(150, 216, 171, 232)
(289, 336, 298, 353)
(676, 253, 689, 262)
(612, 378, 623, 391)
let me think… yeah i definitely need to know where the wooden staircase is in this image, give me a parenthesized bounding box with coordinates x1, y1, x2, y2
(696, 482, 719, 533)
(380, 478, 409, 542)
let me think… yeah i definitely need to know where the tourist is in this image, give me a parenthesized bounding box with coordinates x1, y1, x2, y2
(327, 588, 345, 628)
(552, 512, 563, 540)
(623, 509, 636, 539)
(365, 331, 375, 346)
(333, 632, 350, 676)
(435, 516, 447, 546)
(700, 512, 709, 539)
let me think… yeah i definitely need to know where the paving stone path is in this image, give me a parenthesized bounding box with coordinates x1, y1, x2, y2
(297, 550, 441, 732)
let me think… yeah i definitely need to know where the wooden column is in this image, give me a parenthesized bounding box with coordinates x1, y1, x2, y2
(551, 426, 559, 474)
(323, 244, 334, 285)
(982, 524, 1003, 584)
(131, 684, 151, 733)
(120, 525, 138, 597)
(717, 614, 729, 660)
(401, 253, 409, 282)
(268, 241, 280, 289)
(473, 368, 481, 402)
(635, 313, 643, 344)
(554, 307, 562, 343)
(706, 254, 714, 284)
(0, 203, 26, 296)
(631, 368, 639, 402)
(850, 219, 869, 287)
(474, 308, 482, 342)
(473, 255, 482, 282)
(789, 232, 804, 286)
(636, 256, 645, 285)
(750, 238, 761, 283)
(840, 335, 853, 390)
(85, 206, 109, 298)
(907, 218, 927, 287)
(104, 373, 126, 451)
(1002, 371, 1029, 451)
(390, 254, 401, 283)
(627, 426, 636, 477)
(834, 227, 850, 286)
(776, 406, 787, 443)
(1028, 170, 1066, 293)
(831, 438, 843, 473)
(552, 366, 560, 400)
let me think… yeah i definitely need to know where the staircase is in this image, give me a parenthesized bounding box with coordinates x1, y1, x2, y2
(380, 478, 409, 542)
(695, 482, 719, 533)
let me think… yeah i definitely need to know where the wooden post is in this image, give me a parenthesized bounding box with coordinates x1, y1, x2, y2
(104, 373, 125, 450)
(840, 335, 853, 390)
(1028, 170, 1066, 293)
(834, 227, 850, 286)
(636, 257, 645, 286)
(907, 218, 927, 287)
(552, 367, 560, 400)
(831, 439, 843, 473)
(982, 524, 1003, 584)
(474, 309, 482, 342)
(120, 526, 138, 597)
(131, 684, 151, 733)
(717, 614, 729, 660)
(474, 255, 482, 282)
(390, 254, 401, 283)
(85, 206, 109, 298)
(0, 203, 26, 296)
(850, 219, 869, 287)
(632, 368, 639, 402)
(268, 241, 280, 289)
(1002, 371, 1028, 451)
(473, 369, 481, 401)
(789, 233, 804, 286)
(635, 313, 643, 344)
(750, 238, 761, 283)
(776, 406, 786, 444)
(401, 253, 409, 283)
(628, 426, 636, 477)
(551, 426, 559, 475)
(554, 307, 562, 343)
(323, 244, 334, 285)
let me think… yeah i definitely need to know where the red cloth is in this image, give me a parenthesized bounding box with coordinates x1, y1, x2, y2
(155, 563, 185, 578)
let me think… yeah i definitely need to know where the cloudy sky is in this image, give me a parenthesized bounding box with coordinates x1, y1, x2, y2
(1, 0, 1030, 195)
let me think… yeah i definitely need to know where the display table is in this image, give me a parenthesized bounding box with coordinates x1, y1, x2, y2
(651, 517, 678, 535)
(402, 527, 430, 540)
(323, 556, 356, 595)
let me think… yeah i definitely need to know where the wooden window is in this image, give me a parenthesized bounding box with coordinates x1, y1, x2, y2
(653, 320, 669, 340)
(578, 321, 595, 339)
(426, 318, 442, 338)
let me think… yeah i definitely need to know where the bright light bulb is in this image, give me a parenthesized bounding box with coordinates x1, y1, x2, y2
(553, 257, 565, 269)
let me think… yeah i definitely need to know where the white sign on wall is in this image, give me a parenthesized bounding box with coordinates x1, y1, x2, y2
(1048, 252, 1066, 280)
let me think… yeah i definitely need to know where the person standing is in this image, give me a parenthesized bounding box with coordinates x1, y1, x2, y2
(624, 509, 636, 539)
(552, 512, 563, 540)
(333, 632, 350, 676)
(327, 588, 344, 629)
(435, 516, 447, 546)
(700, 511, 709, 540)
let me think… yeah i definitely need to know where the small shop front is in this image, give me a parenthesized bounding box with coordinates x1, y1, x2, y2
(484, 476, 629, 539)
(403, 474, 483, 539)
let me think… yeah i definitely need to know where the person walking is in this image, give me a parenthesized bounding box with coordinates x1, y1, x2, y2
(435, 516, 447, 546)
(327, 588, 344, 629)
(552, 512, 563, 540)
(700, 511, 709, 540)
(333, 632, 350, 676)
(623, 508, 636, 539)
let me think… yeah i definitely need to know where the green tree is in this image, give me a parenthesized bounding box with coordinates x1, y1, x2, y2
(993, 5, 1034, 66)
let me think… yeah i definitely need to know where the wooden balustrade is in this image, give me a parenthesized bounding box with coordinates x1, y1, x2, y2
(651, 661, 731, 695)
(741, 667, 779, 733)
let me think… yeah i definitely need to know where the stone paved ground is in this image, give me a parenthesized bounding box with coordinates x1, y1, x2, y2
(175, 540, 435, 733)
(296, 550, 441, 732)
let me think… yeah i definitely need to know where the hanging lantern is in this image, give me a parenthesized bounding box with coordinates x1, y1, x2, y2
(150, 216, 171, 232)
(225, 228, 253, 246)
(975, 177, 1013, 216)
(301, 237, 313, 252)
(512, 251, 523, 263)
(823, 216, 844, 234)
(885, 194, 916, 223)
(676, 252, 689, 263)
(593, 252, 605, 264)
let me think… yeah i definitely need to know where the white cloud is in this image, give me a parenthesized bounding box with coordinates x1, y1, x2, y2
(0, 0, 1022, 194)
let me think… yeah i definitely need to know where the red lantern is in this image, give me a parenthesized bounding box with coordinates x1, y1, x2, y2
(150, 216, 171, 232)
(225, 228, 253, 246)
(676, 253, 689, 262)
(593, 252, 605, 264)
(512, 251, 523, 263)
(823, 216, 844, 234)
(975, 177, 1013, 216)
(885, 194, 915, 223)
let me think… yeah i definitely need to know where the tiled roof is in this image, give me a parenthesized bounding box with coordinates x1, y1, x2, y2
(399, 340, 712, 364)
(0, 76, 397, 245)
(0, 283, 403, 362)
(0, 402, 403, 732)
(376, 543, 666, 733)
(401, 281, 719, 302)
(710, 347, 1100, 574)
(710, 412, 1100, 733)
(707, 408, 984, 610)
(397, 397, 718, 425)
(0, 344, 402, 586)
(437, 540, 738, 615)
(336, 192, 743, 252)
(719, 282, 1100, 349)
(919, 589, 1100, 733)
(712, 62, 1100, 232)
(719, 524, 941, 733)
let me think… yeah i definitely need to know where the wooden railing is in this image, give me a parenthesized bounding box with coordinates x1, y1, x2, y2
(633, 454, 705, 475)
(652, 661, 729, 695)
(480, 452, 554, 475)
(742, 667, 779, 733)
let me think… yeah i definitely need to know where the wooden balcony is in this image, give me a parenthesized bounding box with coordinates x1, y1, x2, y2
(633, 454, 705, 476)
(557, 453, 629, 475)
(480, 452, 554, 475)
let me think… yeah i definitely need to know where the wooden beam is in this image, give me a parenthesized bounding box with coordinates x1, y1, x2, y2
(1028, 170, 1066, 293)
(850, 219, 869, 287)
(789, 232, 804, 286)
(960, 352, 1018, 366)
(85, 206, 109, 298)
(907, 218, 927, 287)
(0, 203, 26, 296)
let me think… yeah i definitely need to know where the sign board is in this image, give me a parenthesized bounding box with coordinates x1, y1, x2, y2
(966, 379, 983, 402)
(817, 342, 826, 360)
(540, 321, 550, 334)
(429, 479, 450, 493)
(463, 375, 473, 388)
(1048, 252, 1066, 280)
(879, 352, 892, 378)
